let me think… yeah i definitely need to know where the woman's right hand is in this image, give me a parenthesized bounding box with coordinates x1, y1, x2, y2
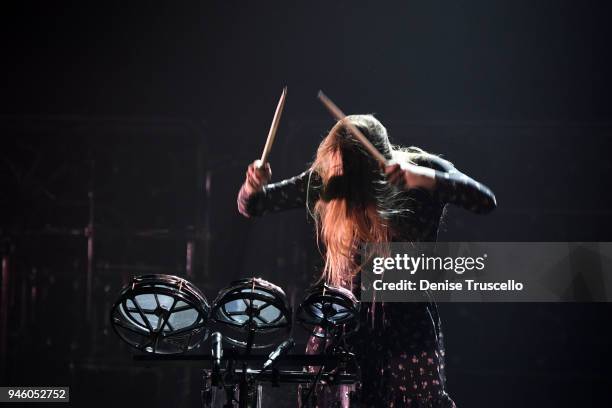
(244, 160, 272, 195)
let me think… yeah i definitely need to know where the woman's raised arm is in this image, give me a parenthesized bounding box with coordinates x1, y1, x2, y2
(385, 155, 497, 214)
(237, 160, 317, 217)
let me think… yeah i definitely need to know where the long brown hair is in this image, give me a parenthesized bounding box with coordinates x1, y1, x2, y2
(308, 115, 430, 287)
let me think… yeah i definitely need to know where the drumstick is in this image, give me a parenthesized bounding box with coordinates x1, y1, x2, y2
(317, 91, 388, 166)
(258, 86, 288, 167)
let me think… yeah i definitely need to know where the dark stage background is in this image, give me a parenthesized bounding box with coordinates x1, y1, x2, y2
(1, 1, 612, 407)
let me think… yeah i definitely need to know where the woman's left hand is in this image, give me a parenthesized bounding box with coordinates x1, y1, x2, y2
(383, 161, 437, 190)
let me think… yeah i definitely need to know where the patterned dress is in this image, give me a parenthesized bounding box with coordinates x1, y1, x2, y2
(237, 155, 496, 407)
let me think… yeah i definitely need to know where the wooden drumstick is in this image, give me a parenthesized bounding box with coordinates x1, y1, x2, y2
(317, 90, 388, 166)
(259, 86, 288, 167)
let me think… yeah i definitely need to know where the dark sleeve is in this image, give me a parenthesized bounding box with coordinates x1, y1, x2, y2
(416, 155, 497, 214)
(237, 170, 319, 217)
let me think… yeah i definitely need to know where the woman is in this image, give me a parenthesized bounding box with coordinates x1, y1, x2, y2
(237, 115, 496, 407)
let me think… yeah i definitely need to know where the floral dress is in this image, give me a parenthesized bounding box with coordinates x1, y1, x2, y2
(237, 154, 496, 407)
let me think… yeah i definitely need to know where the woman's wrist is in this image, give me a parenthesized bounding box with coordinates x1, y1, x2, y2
(404, 164, 437, 191)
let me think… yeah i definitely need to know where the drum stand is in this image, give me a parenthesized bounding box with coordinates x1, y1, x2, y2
(198, 331, 359, 408)
(219, 322, 278, 408)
